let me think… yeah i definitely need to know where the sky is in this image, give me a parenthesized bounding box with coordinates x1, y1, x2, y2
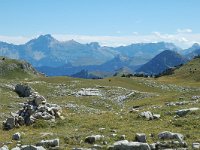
(0, 0, 200, 48)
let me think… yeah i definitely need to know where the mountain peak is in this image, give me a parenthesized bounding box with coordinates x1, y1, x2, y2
(37, 34, 55, 41)
(191, 43, 200, 48)
(26, 34, 57, 45)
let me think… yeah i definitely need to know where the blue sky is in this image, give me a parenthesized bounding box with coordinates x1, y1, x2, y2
(0, 0, 200, 48)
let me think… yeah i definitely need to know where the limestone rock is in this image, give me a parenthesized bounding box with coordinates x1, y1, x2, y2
(36, 139, 59, 148)
(158, 131, 185, 145)
(140, 111, 154, 120)
(176, 108, 199, 117)
(140, 111, 161, 120)
(135, 133, 147, 143)
(15, 84, 33, 97)
(21, 145, 46, 150)
(11, 147, 21, 150)
(3, 117, 16, 130)
(192, 143, 200, 149)
(109, 140, 151, 150)
(0, 145, 9, 150)
(85, 135, 104, 144)
(12, 132, 21, 140)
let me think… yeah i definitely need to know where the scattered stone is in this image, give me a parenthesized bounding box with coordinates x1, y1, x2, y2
(12, 132, 21, 140)
(140, 111, 160, 120)
(135, 133, 147, 143)
(92, 144, 103, 149)
(98, 128, 105, 132)
(153, 114, 161, 119)
(192, 96, 200, 100)
(120, 135, 126, 140)
(192, 143, 200, 149)
(176, 108, 199, 117)
(110, 133, 117, 137)
(85, 135, 104, 144)
(158, 131, 185, 145)
(11, 147, 21, 150)
(108, 140, 151, 150)
(0, 145, 9, 150)
(21, 145, 46, 150)
(3, 117, 15, 130)
(75, 88, 101, 97)
(166, 101, 188, 106)
(36, 139, 59, 148)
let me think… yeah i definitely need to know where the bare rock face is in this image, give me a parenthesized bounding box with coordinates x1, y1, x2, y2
(3, 84, 63, 130)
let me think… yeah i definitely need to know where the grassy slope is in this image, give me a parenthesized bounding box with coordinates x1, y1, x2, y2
(0, 57, 41, 79)
(0, 75, 199, 149)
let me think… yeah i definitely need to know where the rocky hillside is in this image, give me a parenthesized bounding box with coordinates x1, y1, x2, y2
(136, 50, 187, 75)
(0, 56, 42, 79)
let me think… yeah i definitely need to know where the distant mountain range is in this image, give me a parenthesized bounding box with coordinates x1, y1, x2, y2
(0, 34, 200, 77)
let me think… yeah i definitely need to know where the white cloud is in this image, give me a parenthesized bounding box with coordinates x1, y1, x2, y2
(0, 35, 30, 45)
(1, 31, 200, 49)
(177, 28, 192, 34)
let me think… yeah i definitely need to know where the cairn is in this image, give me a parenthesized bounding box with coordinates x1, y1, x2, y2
(3, 84, 63, 130)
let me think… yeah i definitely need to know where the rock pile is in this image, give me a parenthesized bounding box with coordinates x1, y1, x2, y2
(3, 84, 63, 130)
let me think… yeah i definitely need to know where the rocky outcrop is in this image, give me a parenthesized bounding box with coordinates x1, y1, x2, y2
(3, 85, 63, 130)
(15, 84, 34, 97)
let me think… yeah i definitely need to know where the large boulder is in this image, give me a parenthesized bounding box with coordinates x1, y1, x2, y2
(15, 84, 33, 97)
